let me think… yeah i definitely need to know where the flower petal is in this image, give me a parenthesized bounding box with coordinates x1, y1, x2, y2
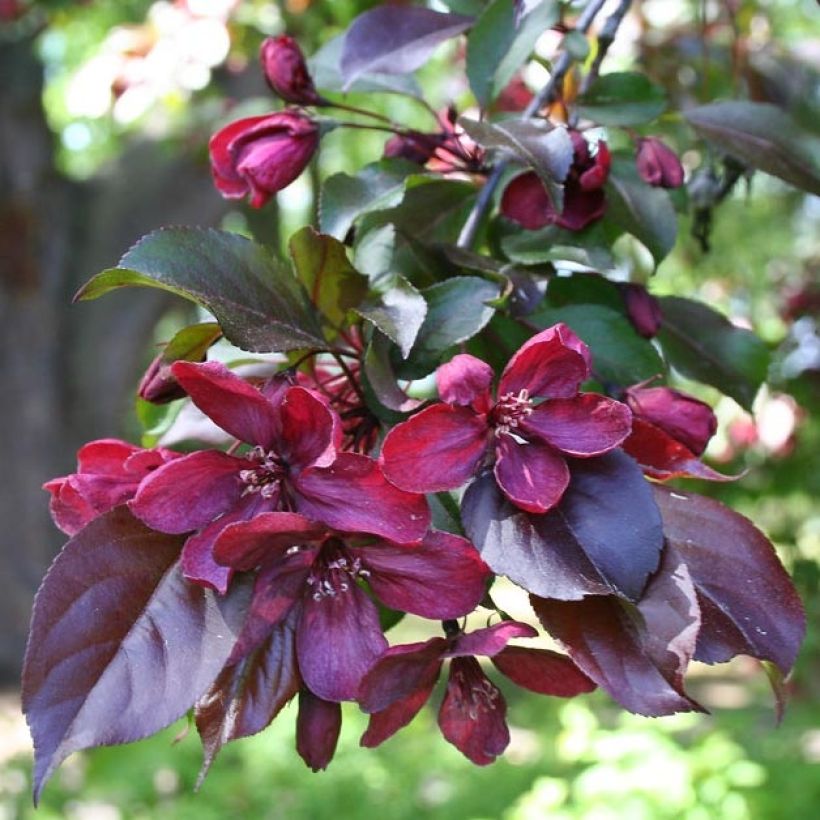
(436, 354, 494, 410)
(358, 638, 447, 713)
(499, 330, 589, 400)
(494, 436, 570, 514)
(438, 657, 509, 765)
(360, 684, 438, 749)
(297, 581, 387, 701)
(350, 531, 490, 619)
(295, 453, 430, 544)
(491, 646, 596, 696)
(213, 511, 327, 571)
(296, 689, 341, 772)
(129, 450, 243, 533)
(523, 393, 632, 456)
(500, 172, 555, 230)
(43, 478, 97, 536)
(380, 404, 489, 494)
(76, 439, 140, 475)
(171, 361, 280, 448)
(444, 621, 537, 659)
(228, 552, 315, 663)
(279, 386, 339, 470)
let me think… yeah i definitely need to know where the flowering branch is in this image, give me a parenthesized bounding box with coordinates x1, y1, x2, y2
(456, 0, 612, 249)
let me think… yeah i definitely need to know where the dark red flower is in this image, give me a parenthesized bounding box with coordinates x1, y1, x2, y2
(635, 137, 685, 189)
(622, 385, 732, 481)
(359, 622, 594, 764)
(213, 512, 490, 702)
(501, 131, 610, 231)
(383, 131, 443, 166)
(130, 362, 429, 593)
(209, 111, 319, 208)
(621, 283, 663, 339)
(43, 439, 179, 536)
(259, 36, 323, 106)
(381, 324, 632, 514)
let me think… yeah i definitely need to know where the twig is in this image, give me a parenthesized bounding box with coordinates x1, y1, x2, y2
(577, 0, 633, 99)
(455, 0, 617, 249)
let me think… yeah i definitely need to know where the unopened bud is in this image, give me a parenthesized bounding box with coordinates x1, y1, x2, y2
(621, 283, 663, 339)
(636, 137, 684, 188)
(138, 353, 187, 404)
(260, 36, 322, 106)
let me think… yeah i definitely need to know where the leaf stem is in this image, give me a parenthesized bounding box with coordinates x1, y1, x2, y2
(455, 0, 611, 250)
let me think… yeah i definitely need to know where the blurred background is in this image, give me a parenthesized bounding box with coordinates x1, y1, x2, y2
(1, 0, 818, 817)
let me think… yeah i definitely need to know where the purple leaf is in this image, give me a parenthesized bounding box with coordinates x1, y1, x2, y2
(531, 548, 703, 717)
(22, 508, 248, 803)
(654, 486, 806, 675)
(194, 613, 300, 786)
(341, 6, 473, 89)
(462, 451, 663, 601)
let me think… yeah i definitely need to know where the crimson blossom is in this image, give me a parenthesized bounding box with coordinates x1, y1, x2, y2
(501, 129, 611, 231)
(130, 361, 429, 594)
(213, 511, 491, 703)
(359, 621, 594, 765)
(381, 323, 632, 513)
(209, 111, 319, 208)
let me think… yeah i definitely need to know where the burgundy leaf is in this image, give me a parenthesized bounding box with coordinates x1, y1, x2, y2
(461, 471, 611, 600)
(438, 657, 509, 765)
(491, 647, 597, 697)
(654, 486, 806, 675)
(296, 689, 342, 772)
(22, 508, 248, 803)
(531, 587, 702, 717)
(341, 7, 473, 88)
(194, 613, 300, 785)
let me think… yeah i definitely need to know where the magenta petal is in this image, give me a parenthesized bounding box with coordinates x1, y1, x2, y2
(523, 394, 632, 456)
(494, 436, 570, 514)
(491, 646, 596, 696)
(444, 621, 537, 659)
(358, 639, 447, 713)
(214, 511, 327, 571)
(350, 531, 489, 619)
(380, 404, 489, 494)
(279, 386, 338, 470)
(44, 478, 97, 536)
(171, 361, 280, 448)
(296, 689, 342, 772)
(76, 439, 140, 475)
(295, 453, 430, 544)
(438, 657, 509, 765)
(129, 450, 243, 533)
(499, 331, 589, 400)
(436, 354, 494, 410)
(229, 552, 314, 663)
(500, 172, 555, 230)
(297, 581, 387, 701)
(361, 684, 438, 748)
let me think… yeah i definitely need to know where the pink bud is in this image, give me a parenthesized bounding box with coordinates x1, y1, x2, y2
(621, 283, 662, 339)
(209, 111, 319, 208)
(259, 36, 322, 106)
(636, 137, 684, 188)
(138, 353, 187, 405)
(625, 386, 717, 455)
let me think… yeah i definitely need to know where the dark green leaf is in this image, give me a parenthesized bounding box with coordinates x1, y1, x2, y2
(75, 228, 324, 353)
(501, 222, 616, 269)
(466, 0, 559, 109)
(288, 227, 368, 327)
(362, 331, 421, 422)
(163, 322, 223, 362)
(577, 72, 667, 126)
(528, 303, 665, 385)
(658, 296, 770, 409)
(356, 275, 427, 358)
(319, 160, 420, 240)
(685, 101, 820, 196)
(545, 273, 622, 311)
(353, 224, 397, 285)
(606, 157, 678, 265)
(460, 118, 572, 208)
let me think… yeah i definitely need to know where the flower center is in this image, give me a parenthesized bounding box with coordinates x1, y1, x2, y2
(450, 658, 501, 720)
(306, 546, 370, 601)
(238, 446, 286, 499)
(492, 389, 533, 437)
